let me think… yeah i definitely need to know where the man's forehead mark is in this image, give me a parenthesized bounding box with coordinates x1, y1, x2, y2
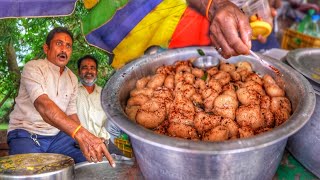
(56, 33, 71, 42)
(81, 64, 97, 68)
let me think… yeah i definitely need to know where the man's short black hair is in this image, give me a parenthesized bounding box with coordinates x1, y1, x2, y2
(77, 55, 99, 70)
(46, 27, 74, 47)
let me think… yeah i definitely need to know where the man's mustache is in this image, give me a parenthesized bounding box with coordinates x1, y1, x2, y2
(57, 52, 68, 59)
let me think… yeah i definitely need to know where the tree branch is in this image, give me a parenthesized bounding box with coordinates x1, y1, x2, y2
(0, 90, 12, 109)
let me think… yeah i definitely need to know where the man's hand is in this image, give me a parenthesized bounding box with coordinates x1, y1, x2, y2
(34, 94, 115, 167)
(208, 0, 252, 58)
(75, 127, 116, 167)
(186, 0, 252, 58)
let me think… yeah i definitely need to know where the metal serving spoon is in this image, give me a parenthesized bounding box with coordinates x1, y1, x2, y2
(249, 50, 266, 65)
(191, 56, 220, 69)
(192, 50, 269, 70)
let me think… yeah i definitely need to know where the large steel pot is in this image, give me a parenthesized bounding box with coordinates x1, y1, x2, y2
(285, 48, 320, 178)
(101, 47, 316, 180)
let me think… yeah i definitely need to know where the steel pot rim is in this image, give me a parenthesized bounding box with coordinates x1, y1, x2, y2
(102, 46, 316, 154)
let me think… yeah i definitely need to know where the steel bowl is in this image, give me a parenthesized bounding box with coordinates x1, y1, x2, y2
(285, 48, 320, 178)
(101, 46, 315, 180)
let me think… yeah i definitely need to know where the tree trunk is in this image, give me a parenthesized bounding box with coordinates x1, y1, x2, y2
(2, 40, 20, 123)
(4, 41, 20, 79)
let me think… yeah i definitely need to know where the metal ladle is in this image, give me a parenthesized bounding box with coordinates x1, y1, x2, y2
(249, 50, 266, 65)
(191, 56, 220, 69)
(145, 46, 265, 71)
(192, 50, 266, 70)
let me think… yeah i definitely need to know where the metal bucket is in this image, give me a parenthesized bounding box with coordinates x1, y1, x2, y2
(0, 153, 74, 180)
(101, 47, 315, 180)
(285, 48, 320, 178)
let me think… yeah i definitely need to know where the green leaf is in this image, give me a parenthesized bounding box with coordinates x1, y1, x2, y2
(201, 72, 208, 81)
(197, 49, 205, 56)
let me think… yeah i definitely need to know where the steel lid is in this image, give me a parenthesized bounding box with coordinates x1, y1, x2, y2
(286, 48, 320, 94)
(0, 153, 74, 179)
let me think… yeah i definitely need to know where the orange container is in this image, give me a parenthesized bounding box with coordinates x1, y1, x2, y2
(281, 28, 320, 50)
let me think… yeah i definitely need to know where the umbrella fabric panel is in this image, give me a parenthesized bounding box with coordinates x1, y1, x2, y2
(0, 0, 77, 19)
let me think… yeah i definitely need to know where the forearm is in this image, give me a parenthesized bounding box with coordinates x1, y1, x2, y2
(34, 94, 115, 166)
(186, 0, 207, 15)
(69, 114, 81, 124)
(186, 0, 231, 21)
(34, 94, 79, 136)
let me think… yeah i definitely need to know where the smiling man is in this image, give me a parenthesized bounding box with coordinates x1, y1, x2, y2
(7, 27, 115, 167)
(76, 55, 108, 140)
(76, 55, 123, 155)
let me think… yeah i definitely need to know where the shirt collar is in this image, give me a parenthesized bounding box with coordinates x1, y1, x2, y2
(45, 58, 68, 72)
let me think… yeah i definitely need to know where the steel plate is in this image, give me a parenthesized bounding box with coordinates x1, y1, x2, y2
(286, 48, 320, 86)
(75, 156, 143, 180)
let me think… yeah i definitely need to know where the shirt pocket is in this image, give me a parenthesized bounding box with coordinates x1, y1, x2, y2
(57, 84, 73, 112)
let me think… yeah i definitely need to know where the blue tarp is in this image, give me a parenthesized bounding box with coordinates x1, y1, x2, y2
(0, 0, 77, 19)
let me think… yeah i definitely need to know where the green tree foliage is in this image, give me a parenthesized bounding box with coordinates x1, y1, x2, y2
(0, 1, 114, 123)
